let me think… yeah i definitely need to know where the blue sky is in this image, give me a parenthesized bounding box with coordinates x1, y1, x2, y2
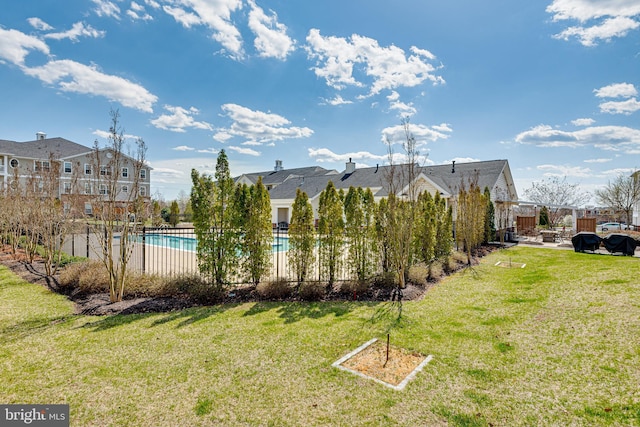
(1, 0, 639, 203)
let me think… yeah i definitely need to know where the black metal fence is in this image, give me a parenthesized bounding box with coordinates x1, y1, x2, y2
(61, 226, 358, 284)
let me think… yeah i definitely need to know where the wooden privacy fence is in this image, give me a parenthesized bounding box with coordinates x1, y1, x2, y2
(576, 218, 597, 233)
(516, 216, 536, 235)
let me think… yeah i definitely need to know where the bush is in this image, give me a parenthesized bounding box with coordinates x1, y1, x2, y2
(164, 274, 224, 303)
(372, 272, 397, 289)
(408, 263, 429, 287)
(428, 261, 444, 281)
(256, 278, 293, 300)
(124, 273, 167, 298)
(298, 281, 327, 301)
(339, 280, 369, 295)
(77, 261, 110, 294)
(58, 262, 85, 292)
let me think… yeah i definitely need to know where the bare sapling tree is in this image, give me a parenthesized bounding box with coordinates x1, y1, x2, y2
(382, 117, 423, 291)
(88, 109, 148, 302)
(31, 153, 79, 276)
(595, 173, 640, 227)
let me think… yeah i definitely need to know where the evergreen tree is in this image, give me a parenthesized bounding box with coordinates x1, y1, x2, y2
(242, 177, 272, 285)
(539, 206, 550, 228)
(288, 189, 316, 285)
(484, 187, 496, 244)
(344, 187, 376, 282)
(190, 149, 239, 287)
(317, 181, 344, 285)
(414, 191, 436, 264)
(434, 192, 453, 259)
(169, 200, 180, 227)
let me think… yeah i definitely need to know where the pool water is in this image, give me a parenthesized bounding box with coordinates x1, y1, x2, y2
(142, 233, 290, 253)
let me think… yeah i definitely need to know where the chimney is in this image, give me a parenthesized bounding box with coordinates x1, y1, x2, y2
(451, 160, 456, 173)
(274, 160, 283, 172)
(345, 157, 355, 174)
(36, 132, 47, 140)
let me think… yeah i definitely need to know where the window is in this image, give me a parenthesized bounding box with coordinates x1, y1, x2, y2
(63, 182, 71, 194)
(122, 185, 129, 194)
(84, 203, 93, 215)
(64, 162, 72, 174)
(10, 158, 19, 168)
(84, 164, 92, 175)
(122, 167, 128, 178)
(34, 160, 50, 172)
(100, 166, 111, 176)
(84, 183, 92, 195)
(139, 186, 146, 196)
(99, 184, 109, 195)
(140, 169, 147, 179)
(63, 203, 70, 215)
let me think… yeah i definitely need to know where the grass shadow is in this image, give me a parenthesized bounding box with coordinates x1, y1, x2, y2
(79, 304, 233, 332)
(243, 300, 374, 324)
(1, 315, 75, 344)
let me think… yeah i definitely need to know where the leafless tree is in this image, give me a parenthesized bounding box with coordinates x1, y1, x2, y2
(595, 173, 640, 227)
(382, 117, 425, 293)
(87, 109, 148, 302)
(524, 176, 590, 227)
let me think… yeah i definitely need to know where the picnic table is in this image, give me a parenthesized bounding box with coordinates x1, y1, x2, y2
(540, 230, 560, 242)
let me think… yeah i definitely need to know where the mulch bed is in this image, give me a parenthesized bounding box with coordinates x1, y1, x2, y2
(1, 245, 492, 316)
(341, 340, 427, 386)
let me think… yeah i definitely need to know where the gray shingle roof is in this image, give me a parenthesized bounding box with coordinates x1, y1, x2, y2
(0, 137, 92, 159)
(265, 159, 513, 200)
(237, 166, 337, 186)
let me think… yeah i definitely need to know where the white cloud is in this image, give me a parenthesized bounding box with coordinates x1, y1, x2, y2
(305, 29, 444, 97)
(227, 146, 261, 156)
(387, 91, 417, 116)
(197, 148, 219, 154)
(214, 103, 313, 144)
(444, 157, 481, 164)
(308, 148, 386, 163)
(584, 158, 612, 163)
(322, 95, 353, 106)
(173, 145, 195, 151)
(128, 2, 154, 20)
(161, 0, 244, 59)
(27, 17, 53, 31)
(151, 105, 213, 132)
(162, 6, 201, 27)
(92, 0, 121, 19)
(594, 82, 638, 98)
(572, 118, 596, 126)
(547, 0, 640, 46)
(516, 123, 640, 153)
(44, 22, 105, 41)
(24, 59, 157, 113)
(247, 0, 295, 60)
(537, 163, 593, 178)
(381, 122, 452, 146)
(599, 98, 640, 114)
(0, 28, 49, 65)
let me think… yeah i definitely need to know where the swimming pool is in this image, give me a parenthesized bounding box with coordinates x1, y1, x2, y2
(141, 233, 290, 253)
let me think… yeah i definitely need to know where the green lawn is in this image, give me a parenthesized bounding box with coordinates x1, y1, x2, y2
(1, 246, 639, 426)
